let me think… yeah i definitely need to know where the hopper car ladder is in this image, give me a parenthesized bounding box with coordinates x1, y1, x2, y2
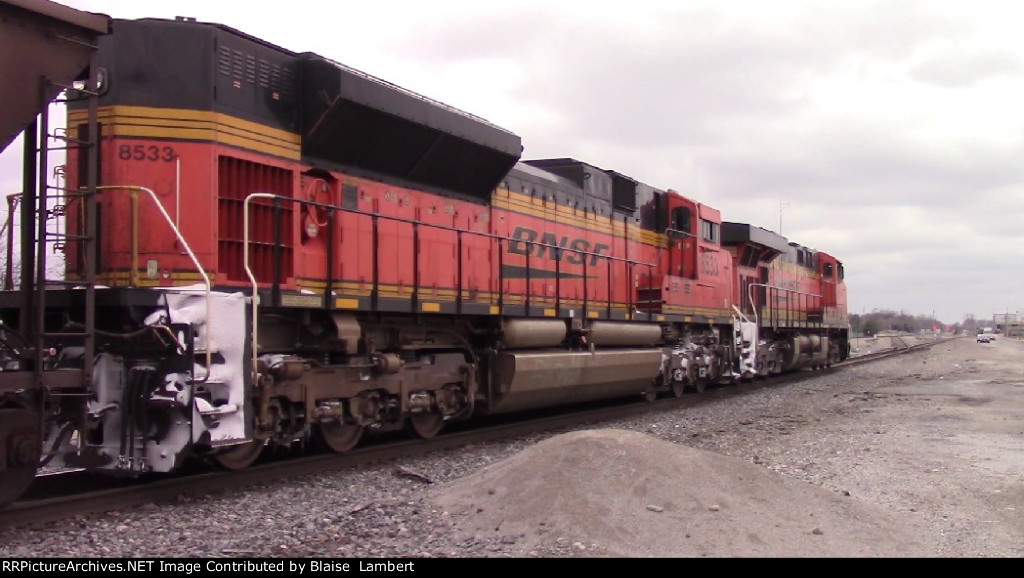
(23, 63, 101, 392)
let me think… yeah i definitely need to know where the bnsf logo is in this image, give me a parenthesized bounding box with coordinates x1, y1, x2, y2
(507, 226, 609, 266)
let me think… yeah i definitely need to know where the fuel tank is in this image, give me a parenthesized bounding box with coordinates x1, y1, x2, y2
(486, 348, 664, 414)
(500, 319, 567, 348)
(587, 321, 662, 346)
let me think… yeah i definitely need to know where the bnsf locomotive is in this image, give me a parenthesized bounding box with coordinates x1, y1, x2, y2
(0, 9, 848, 507)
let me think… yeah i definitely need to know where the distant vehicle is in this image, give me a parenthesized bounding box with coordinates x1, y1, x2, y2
(977, 334, 994, 343)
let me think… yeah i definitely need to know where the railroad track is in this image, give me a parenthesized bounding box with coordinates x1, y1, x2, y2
(0, 337, 954, 531)
(843, 335, 957, 365)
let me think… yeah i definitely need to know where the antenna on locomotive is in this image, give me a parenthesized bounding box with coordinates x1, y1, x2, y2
(779, 195, 790, 235)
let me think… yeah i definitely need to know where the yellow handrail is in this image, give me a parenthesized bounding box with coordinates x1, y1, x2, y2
(243, 193, 277, 380)
(96, 185, 211, 383)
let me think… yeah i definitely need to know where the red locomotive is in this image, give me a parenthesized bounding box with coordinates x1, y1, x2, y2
(0, 7, 848, 507)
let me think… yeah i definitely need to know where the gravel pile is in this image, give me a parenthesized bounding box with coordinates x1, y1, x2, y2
(1, 337, 1019, 558)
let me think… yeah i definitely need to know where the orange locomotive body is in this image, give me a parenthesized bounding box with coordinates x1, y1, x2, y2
(0, 13, 848, 507)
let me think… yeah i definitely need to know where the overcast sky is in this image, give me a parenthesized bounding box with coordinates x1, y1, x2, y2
(3, 0, 1022, 325)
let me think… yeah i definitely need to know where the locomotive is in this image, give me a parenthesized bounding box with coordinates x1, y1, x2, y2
(0, 6, 848, 507)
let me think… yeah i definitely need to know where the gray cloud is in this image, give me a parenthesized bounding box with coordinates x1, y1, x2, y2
(910, 48, 1024, 88)
(3, 0, 1021, 323)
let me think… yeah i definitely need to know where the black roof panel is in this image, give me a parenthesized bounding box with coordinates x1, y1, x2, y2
(298, 54, 522, 199)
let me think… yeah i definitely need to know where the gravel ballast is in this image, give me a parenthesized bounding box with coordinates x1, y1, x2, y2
(1, 336, 1020, 558)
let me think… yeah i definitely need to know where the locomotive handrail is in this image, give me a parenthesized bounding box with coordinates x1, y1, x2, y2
(664, 225, 697, 274)
(243, 193, 277, 379)
(291, 195, 657, 267)
(746, 282, 822, 328)
(242, 192, 658, 325)
(2, 193, 20, 290)
(96, 185, 211, 384)
(664, 227, 696, 238)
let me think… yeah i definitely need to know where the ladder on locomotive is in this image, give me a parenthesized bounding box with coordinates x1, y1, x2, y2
(26, 60, 101, 391)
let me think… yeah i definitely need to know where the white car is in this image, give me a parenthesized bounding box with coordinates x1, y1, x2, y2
(977, 334, 993, 343)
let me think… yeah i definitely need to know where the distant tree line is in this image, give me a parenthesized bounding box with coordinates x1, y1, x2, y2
(849, 310, 989, 336)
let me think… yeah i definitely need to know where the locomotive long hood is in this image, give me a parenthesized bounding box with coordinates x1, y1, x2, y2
(298, 54, 523, 199)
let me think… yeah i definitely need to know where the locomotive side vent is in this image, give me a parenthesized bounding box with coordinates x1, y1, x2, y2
(217, 156, 294, 283)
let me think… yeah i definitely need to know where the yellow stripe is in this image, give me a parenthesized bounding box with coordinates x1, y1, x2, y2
(91, 271, 209, 280)
(70, 105, 299, 145)
(298, 279, 458, 298)
(494, 189, 664, 246)
(420, 302, 441, 312)
(70, 105, 301, 160)
(660, 305, 732, 318)
(108, 125, 299, 160)
(88, 270, 210, 286)
(293, 279, 643, 314)
(494, 191, 645, 240)
(72, 109, 681, 246)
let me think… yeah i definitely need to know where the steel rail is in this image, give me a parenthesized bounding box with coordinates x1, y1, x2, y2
(0, 337, 953, 531)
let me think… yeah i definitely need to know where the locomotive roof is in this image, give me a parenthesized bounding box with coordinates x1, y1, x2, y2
(513, 161, 582, 189)
(721, 222, 790, 254)
(132, 16, 295, 55)
(127, 16, 512, 133)
(99, 16, 523, 200)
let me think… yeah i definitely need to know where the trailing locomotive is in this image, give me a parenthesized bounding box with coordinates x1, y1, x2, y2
(0, 8, 848, 507)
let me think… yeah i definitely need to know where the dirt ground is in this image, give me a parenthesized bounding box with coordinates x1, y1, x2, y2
(428, 336, 1024, 557)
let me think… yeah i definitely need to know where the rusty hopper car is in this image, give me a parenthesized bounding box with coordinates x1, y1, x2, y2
(0, 0, 111, 506)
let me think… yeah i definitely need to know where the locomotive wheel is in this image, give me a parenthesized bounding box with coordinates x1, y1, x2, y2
(0, 405, 42, 508)
(212, 439, 264, 470)
(671, 380, 686, 399)
(407, 412, 445, 439)
(690, 378, 708, 394)
(0, 461, 37, 508)
(316, 421, 363, 453)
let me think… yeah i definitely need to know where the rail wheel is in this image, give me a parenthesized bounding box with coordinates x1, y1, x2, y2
(690, 378, 708, 394)
(0, 405, 41, 508)
(670, 380, 686, 399)
(316, 421, 363, 453)
(407, 412, 445, 439)
(0, 460, 37, 509)
(212, 439, 264, 470)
